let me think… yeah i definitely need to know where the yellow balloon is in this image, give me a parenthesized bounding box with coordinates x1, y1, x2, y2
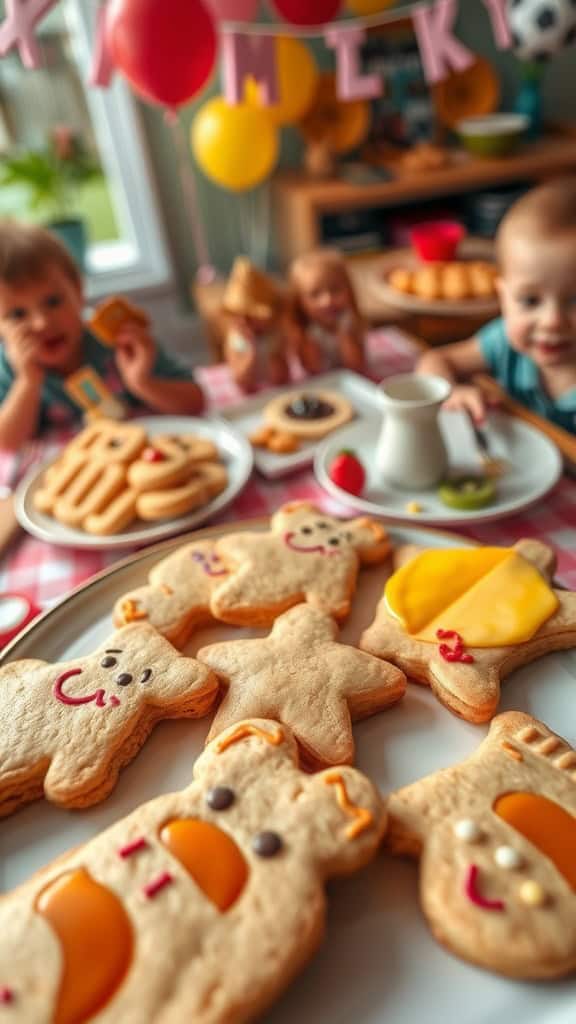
(191, 98, 279, 192)
(346, 0, 396, 12)
(246, 37, 318, 126)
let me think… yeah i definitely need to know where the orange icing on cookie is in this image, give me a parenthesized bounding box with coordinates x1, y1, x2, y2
(385, 549, 558, 647)
(36, 868, 133, 1024)
(216, 723, 284, 752)
(120, 598, 147, 623)
(493, 792, 576, 889)
(160, 819, 248, 911)
(324, 772, 374, 839)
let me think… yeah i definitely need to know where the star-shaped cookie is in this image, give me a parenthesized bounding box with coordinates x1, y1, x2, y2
(361, 539, 576, 723)
(386, 712, 576, 978)
(198, 604, 406, 768)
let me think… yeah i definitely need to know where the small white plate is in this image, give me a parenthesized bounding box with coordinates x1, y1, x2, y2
(315, 409, 563, 525)
(14, 415, 253, 550)
(220, 370, 385, 479)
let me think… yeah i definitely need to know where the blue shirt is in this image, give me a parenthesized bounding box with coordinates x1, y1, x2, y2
(0, 329, 193, 430)
(478, 318, 576, 435)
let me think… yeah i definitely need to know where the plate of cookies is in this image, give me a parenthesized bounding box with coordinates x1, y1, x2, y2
(2, 503, 576, 1023)
(369, 243, 500, 317)
(14, 415, 253, 550)
(221, 369, 384, 479)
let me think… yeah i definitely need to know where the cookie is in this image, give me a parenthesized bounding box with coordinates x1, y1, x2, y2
(210, 501, 392, 626)
(0, 623, 217, 817)
(249, 424, 300, 454)
(360, 539, 576, 723)
(114, 539, 229, 646)
(198, 604, 406, 768)
(386, 711, 576, 979)
(264, 389, 354, 440)
(0, 719, 386, 1021)
(89, 296, 149, 346)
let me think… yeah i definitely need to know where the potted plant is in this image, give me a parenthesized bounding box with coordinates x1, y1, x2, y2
(0, 125, 102, 270)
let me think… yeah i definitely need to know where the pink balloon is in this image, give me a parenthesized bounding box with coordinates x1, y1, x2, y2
(207, 0, 258, 20)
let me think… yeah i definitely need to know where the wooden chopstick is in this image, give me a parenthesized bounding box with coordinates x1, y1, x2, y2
(474, 374, 576, 465)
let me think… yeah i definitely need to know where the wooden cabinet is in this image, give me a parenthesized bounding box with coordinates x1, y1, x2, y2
(272, 135, 576, 264)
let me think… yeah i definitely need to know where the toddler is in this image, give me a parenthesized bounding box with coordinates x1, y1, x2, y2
(289, 248, 366, 374)
(0, 221, 204, 450)
(417, 178, 576, 434)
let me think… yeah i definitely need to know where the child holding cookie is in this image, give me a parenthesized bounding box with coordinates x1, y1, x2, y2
(0, 221, 204, 449)
(416, 178, 576, 433)
(221, 257, 290, 392)
(289, 248, 366, 375)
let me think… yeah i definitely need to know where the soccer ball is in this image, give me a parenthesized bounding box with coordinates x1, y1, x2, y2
(507, 0, 576, 61)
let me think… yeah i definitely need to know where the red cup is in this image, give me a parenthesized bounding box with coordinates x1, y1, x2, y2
(410, 221, 466, 262)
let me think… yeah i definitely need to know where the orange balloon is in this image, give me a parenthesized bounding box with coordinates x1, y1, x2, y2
(299, 73, 371, 154)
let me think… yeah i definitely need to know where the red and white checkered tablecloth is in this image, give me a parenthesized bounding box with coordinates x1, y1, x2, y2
(0, 327, 575, 615)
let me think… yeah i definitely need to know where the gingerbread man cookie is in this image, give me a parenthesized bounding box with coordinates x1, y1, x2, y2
(386, 712, 576, 979)
(361, 539, 576, 723)
(210, 501, 392, 626)
(114, 539, 229, 647)
(0, 623, 217, 817)
(0, 719, 386, 1021)
(199, 604, 406, 767)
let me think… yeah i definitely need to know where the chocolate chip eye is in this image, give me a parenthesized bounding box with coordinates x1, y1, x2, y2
(206, 786, 235, 811)
(301, 526, 312, 535)
(140, 669, 152, 684)
(115, 673, 133, 686)
(108, 438, 122, 448)
(328, 537, 340, 546)
(252, 831, 283, 857)
(316, 521, 328, 529)
(101, 656, 117, 668)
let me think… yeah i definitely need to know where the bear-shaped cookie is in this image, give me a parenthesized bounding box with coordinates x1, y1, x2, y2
(210, 501, 392, 626)
(0, 623, 217, 816)
(0, 719, 386, 1021)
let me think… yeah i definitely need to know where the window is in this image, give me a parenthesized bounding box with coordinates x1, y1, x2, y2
(0, 0, 172, 299)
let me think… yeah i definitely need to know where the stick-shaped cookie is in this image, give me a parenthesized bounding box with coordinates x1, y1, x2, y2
(198, 604, 406, 767)
(361, 539, 576, 723)
(0, 719, 386, 1021)
(0, 623, 217, 817)
(210, 501, 392, 626)
(386, 712, 576, 979)
(114, 540, 229, 646)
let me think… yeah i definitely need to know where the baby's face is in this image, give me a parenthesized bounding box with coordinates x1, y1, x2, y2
(498, 234, 576, 370)
(0, 264, 84, 373)
(298, 267, 351, 329)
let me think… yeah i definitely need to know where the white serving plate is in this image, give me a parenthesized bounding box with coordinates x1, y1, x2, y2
(2, 517, 576, 1024)
(315, 409, 563, 525)
(14, 415, 253, 550)
(220, 370, 385, 479)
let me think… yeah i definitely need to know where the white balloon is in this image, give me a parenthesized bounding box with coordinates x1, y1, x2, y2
(507, 0, 576, 61)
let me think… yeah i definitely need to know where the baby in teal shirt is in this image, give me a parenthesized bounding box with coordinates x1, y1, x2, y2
(0, 221, 205, 450)
(417, 178, 576, 435)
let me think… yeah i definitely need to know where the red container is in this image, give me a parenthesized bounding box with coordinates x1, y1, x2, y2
(410, 221, 466, 262)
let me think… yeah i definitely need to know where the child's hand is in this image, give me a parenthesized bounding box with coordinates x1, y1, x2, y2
(4, 326, 44, 384)
(443, 384, 488, 424)
(114, 322, 156, 390)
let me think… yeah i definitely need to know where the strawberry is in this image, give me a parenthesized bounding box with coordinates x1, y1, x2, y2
(328, 450, 366, 496)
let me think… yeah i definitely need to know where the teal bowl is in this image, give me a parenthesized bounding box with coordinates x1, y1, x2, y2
(456, 114, 529, 158)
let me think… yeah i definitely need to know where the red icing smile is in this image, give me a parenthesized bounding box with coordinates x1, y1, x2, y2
(284, 531, 326, 555)
(53, 668, 120, 708)
(464, 864, 505, 912)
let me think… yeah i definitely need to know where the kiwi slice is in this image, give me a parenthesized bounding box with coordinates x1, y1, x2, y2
(438, 474, 497, 511)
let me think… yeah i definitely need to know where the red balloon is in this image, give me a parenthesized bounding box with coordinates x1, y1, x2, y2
(108, 0, 217, 110)
(270, 0, 341, 25)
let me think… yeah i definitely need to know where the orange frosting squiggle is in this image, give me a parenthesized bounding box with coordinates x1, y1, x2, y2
(324, 772, 374, 840)
(216, 723, 284, 753)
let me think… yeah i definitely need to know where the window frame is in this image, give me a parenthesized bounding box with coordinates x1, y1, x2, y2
(64, 0, 174, 300)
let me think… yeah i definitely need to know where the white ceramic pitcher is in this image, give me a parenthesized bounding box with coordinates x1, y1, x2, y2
(375, 373, 451, 490)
